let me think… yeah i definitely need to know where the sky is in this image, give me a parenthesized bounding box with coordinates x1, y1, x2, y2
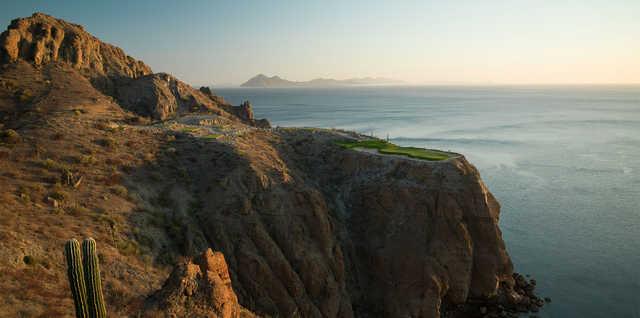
(1, 0, 639, 86)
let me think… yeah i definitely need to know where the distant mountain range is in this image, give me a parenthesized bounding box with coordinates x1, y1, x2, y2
(241, 74, 403, 87)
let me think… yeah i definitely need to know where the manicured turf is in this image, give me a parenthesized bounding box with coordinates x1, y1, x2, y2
(180, 127, 200, 133)
(335, 139, 452, 161)
(203, 133, 222, 139)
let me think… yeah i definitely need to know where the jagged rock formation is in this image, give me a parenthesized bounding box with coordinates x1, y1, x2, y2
(231, 101, 270, 128)
(0, 12, 151, 80)
(199, 88, 270, 127)
(144, 249, 255, 318)
(115, 73, 230, 120)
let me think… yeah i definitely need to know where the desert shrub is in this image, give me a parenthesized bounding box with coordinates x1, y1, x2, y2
(50, 132, 64, 140)
(95, 121, 118, 132)
(116, 239, 140, 256)
(111, 185, 128, 197)
(67, 205, 91, 216)
(22, 255, 50, 269)
(104, 172, 122, 186)
(0, 129, 20, 144)
(41, 158, 69, 172)
(126, 116, 150, 125)
(72, 108, 87, 115)
(96, 137, 117, 148)
(15, 88, 33, 104)
(49, 183, 68, 201)
(17, 184, 45, 203)
(0, 78, 16, 90)
(79, 154, 97, 165)
(23, 255, 35, 265)
(134, 231, 156, 251)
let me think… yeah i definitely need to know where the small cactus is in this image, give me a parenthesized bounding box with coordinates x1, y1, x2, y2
(64, 238, 107, 318)
(64, 239, 89, 318)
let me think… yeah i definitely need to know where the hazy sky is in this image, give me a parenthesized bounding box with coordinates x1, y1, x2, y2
(2, 0, 639, 85)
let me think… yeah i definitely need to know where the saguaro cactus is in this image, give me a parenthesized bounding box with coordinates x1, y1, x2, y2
(64, 238, 107, 318)
(82, 238, 107, 318)
(64, 239, 89, 318)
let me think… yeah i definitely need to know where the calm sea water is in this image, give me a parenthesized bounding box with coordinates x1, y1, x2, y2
(216, 86, 640, 318)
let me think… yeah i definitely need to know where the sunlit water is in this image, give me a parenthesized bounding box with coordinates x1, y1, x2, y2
(217, 86, 640, 318)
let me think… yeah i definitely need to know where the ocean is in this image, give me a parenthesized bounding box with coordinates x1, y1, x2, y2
(216, 85, 640, 318)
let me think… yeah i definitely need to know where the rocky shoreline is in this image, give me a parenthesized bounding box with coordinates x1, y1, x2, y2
(444, 273, 549, 318)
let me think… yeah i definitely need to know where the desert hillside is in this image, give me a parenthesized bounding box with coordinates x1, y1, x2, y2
(0, 13, 542, 318)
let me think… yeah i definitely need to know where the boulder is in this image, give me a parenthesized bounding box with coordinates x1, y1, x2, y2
(144, 249, 256, 318)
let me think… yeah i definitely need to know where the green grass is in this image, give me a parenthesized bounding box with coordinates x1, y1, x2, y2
(180, 127, 200, 133)
(202, 133, 222, 139)
(335, 139, 452, 161)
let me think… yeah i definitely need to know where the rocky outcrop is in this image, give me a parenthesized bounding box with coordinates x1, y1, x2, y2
(144, 249, 256, 318)
(0, 13, 270, 125)
(228, 101, 271, 128)
(234, 101, 254, 121)
(115, 73, 229, 120)
(0, 12, 151, 79)
(115, 76, 272, 122)
(199, 89, 271, 128)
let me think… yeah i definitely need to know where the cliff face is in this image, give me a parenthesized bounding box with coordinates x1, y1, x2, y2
(0, 13, 151, 80)
(147, 128, 515, 317)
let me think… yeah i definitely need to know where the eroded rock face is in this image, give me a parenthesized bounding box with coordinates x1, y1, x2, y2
(158, 129, 523, 318)
(0, 12, 151, 79)
(199, 89, 271, 128)
(235, 101, 254, 121)
(145, 249, 256, 318)
(0, 13, 271, 125)
(115, 73, 228, 120)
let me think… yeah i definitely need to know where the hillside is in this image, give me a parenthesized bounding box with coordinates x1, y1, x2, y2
(0, 13, 542, 318)
(240, 74, 403, 87)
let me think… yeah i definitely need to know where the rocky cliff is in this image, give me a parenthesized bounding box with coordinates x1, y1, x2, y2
(0, 13, 267, 123)
(0, 13, 540, 318)
(136, 128, 535, 317)
(0, 12, 151, 81)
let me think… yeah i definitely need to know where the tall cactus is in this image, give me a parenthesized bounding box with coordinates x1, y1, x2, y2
(82, 238, 107, 318)
(64, 239, 89, 318)
(64, 238, 107, 318)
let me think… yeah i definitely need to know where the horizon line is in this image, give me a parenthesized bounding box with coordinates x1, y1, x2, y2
(205, 82, 640, 88)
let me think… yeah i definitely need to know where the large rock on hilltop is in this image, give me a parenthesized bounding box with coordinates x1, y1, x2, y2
(115, 73, 229, 120)
(0, 12, 151, 80)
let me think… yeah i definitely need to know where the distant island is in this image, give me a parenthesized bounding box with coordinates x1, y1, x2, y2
(241, 74, 403, 87)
